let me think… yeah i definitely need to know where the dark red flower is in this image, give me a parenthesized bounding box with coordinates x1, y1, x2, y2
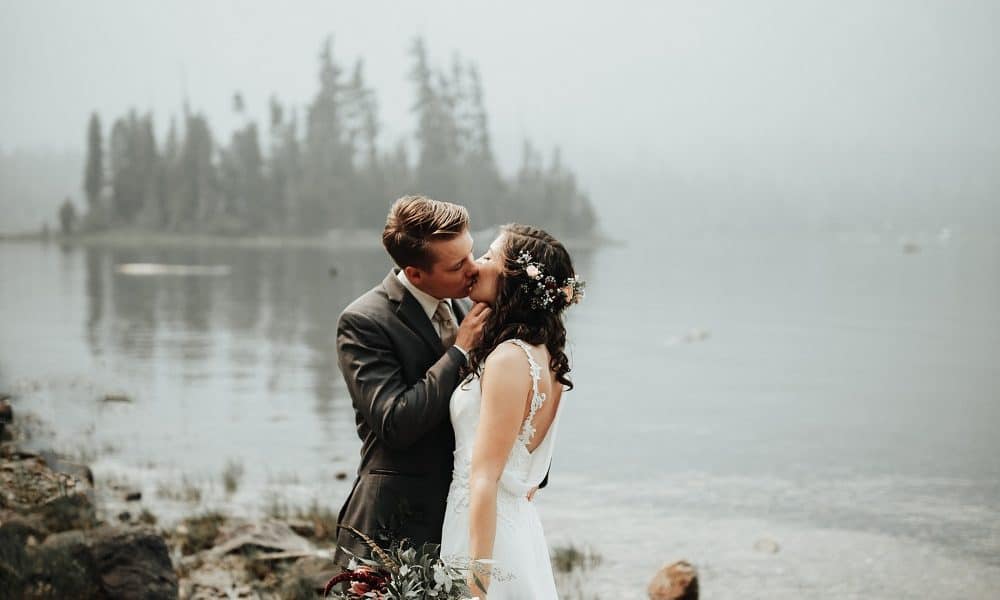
(323, 567, 389, 598)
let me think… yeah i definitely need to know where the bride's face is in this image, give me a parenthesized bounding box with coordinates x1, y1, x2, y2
(469, 234, 505, 305)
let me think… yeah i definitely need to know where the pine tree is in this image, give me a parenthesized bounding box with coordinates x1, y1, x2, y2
(58, 197, 78, 234)
(178, 110, 218, 229)
(135, 113, 160, 227)
(342, 59, 387, 228)
(459, 62, 505, 226)
(84, 113, 104, 212)
(108, 113, 136, 224)
(410, 37, 460, 203)
(302, 37, 354, 233)
(219, 121, 265, 232)
(267, 98, 303, 233)
(160, 117, 182, 230)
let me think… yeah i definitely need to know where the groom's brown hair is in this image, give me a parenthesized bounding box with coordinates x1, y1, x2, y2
(382, 195, 469, 271)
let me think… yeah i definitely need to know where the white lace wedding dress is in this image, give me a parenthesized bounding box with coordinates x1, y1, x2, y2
(440, 339, 562, 598)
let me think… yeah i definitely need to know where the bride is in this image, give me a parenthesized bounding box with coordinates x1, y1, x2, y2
(441, 224, 584, 598)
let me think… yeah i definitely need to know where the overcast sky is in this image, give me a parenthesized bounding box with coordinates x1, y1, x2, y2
(2, 0, 998, 230)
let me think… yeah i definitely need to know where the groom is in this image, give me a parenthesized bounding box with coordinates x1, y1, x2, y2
(333, 195, 490, 565)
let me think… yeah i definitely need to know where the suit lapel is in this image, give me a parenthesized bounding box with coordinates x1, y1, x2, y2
(383, 271, 446, 355)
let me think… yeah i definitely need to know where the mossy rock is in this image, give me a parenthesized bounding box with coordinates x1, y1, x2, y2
(88, 526, 177, 599)
(29, 492, 97, 534)
(22, 530, 105, 599)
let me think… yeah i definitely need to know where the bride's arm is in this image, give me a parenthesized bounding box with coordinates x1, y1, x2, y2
(466, 344, 532, 594)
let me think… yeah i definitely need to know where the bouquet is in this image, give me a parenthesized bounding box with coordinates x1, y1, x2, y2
(324, 525, 487, 600)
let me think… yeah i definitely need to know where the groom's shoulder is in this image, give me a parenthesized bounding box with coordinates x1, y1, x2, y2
(339, 280, 393, 325)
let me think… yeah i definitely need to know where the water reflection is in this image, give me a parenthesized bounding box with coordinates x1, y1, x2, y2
(82, 243, 594, 419)
(82, 246, 350, 405)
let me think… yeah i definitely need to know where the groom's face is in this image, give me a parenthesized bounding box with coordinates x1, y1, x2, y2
(405, 229, 478, 299)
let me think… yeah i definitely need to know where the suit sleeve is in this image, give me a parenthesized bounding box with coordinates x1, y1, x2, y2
(337, 309, 465, 450)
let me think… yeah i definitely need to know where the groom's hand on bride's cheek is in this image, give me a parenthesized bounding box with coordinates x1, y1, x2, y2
(456, 302, 491, 351)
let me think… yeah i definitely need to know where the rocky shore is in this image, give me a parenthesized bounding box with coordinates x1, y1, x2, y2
(0, 393, 343, 599)
(1, 392, 699, 599)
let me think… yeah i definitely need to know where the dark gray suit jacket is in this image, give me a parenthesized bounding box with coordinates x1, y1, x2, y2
(333, 270, 470, 564)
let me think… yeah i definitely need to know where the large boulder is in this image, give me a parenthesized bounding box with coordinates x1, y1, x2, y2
(2, 525, 177, 600)
(29, 491, 97, 533)
(647, 560, 699, 600)
(88, 526, 178, 599)
(3, 454, 94, 517)
(21, 530, 105, 599)
(0, 518, 34, 594)
(0, 514, 49, 547)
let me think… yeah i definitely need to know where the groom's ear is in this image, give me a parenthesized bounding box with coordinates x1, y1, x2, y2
(403, 264, 426, 283)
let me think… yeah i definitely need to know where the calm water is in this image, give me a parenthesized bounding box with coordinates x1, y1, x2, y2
(2, 233, 999, 598)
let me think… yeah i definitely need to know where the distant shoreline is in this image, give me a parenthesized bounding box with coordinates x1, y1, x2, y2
(0, 228, 619, 251)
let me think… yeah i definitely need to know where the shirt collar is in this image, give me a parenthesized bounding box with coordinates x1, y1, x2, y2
(396, 270, 450, 322)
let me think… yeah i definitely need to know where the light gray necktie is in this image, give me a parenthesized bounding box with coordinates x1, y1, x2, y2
(433, 300, 458, 348)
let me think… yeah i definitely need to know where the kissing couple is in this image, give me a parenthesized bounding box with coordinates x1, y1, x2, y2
(332, 195, 584, 598)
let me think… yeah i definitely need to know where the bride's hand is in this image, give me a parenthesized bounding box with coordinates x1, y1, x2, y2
(526, 485, 539, 501)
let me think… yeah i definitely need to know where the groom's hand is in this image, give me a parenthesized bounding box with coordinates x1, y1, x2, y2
(455, 302, 491, 352)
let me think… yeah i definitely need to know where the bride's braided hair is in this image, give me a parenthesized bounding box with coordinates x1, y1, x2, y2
(465, 224, 575, 390)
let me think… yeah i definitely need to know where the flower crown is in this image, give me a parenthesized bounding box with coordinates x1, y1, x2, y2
(514, 251, 586, 312)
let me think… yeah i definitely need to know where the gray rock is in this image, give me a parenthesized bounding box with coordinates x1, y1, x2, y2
(0, 514, 49, 547)
(29, 492, 97, 533)
(288, 555, 341, 594)
(648, 560, 699, 600)
(88, 526, 178, 600)
(102, 394, 133, 403)
(23, 530, 105, 599)
(38, 450, 96, 487)
(210, 519, 314, 558)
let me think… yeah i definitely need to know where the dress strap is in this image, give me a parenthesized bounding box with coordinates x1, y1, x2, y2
(505, 339, 547, 446)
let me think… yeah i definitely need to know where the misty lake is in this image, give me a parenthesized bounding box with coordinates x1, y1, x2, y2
(2, 232, 998, 598)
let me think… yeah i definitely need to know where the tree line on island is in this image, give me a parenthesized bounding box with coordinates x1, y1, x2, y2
(58, 37, 597, 239)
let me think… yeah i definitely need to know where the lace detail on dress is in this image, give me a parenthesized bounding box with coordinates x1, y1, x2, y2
(507, 339, 547, 449)
(447, 454, 522, 528)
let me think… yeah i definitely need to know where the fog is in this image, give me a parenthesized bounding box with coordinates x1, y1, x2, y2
(4, 4, 1000, 596)
(2, 0, 999, 234)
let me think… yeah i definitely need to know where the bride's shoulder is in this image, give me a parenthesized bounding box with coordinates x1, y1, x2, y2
(485, 340, 528, 365)
(482, 341, 534, 379)
(480, 344, 533, 400)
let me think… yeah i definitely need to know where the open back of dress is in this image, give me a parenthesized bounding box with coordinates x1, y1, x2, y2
(440, 338, 562, 598)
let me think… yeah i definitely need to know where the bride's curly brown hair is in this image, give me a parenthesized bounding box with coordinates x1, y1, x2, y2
(465, 223, 576, 390)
